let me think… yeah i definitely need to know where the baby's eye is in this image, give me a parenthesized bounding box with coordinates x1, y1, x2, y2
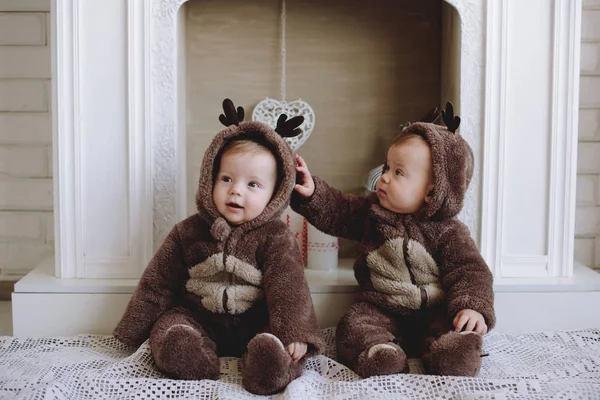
(248, 182, 260, 188)
(382, 163, 389, 173)
(395, 169, 403, 176)
(221, 176, 232, 183)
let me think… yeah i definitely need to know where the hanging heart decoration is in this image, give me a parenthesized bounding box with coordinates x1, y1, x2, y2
(252, 98, 315, 151)
(252, 0, 315, 152)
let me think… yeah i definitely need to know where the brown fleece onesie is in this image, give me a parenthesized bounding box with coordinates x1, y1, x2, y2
(291, 118, 495, 378)
(114, 99, 325, 395)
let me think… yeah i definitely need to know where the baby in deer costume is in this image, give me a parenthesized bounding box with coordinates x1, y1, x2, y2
(114, 99, 324, 395)
(292, 104, 495, 377)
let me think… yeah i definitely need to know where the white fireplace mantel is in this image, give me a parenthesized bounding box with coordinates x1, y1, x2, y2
(49, 0, 581, 280)
(12, 0, 600, 336)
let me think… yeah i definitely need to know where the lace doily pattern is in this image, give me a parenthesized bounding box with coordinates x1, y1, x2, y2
(1, 328, 599, 399)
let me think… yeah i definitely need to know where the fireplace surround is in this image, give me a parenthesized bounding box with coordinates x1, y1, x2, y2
(11, 0, 600, 336)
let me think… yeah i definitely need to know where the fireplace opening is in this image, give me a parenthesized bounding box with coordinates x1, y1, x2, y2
(179, 0, 461, 257)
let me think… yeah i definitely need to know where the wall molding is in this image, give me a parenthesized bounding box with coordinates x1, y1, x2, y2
(53, 0, 154, 278)
(483, 0, 582, 278)
(52, 0, 81, 278)
(126, 0, 153, 276)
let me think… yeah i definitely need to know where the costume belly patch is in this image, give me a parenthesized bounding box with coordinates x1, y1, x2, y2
(366, 238, 444, 309)
(186, 253, 264, 314)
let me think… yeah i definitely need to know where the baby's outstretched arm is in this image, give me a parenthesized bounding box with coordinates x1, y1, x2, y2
(453, 309, 488, 335)
(291, 155, 371, 241)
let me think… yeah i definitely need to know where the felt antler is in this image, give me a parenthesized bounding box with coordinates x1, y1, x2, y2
(275, 114, 304, 138)
(441, 101, 460, 133)
(219, 98, 245, 127)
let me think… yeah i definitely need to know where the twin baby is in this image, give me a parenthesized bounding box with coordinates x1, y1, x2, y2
(114, 99, 495, 395)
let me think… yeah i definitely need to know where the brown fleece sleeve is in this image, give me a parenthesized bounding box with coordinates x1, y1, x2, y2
(262, 225, 326, 354)
(113, 225, 187, 347)
(291, 175, 370, 241)
(437, 221, 496, 330)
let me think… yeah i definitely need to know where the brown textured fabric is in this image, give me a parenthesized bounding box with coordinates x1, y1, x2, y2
(292, 122, 495, 327)
(422, 331, 483, 376)
(292, 121, 494, 377)
(336, 302, 403, 373)
(407, 122, 474, 220)
(149, 307, 220, 380)
(114, 115, 324, 381)
(292, 176, 495, 328)
(242, 333, 306, 395)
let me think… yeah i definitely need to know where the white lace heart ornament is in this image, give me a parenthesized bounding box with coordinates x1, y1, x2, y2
(252, 98, 315, 151)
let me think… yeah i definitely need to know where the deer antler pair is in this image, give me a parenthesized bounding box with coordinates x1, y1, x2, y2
(218, 98, 304, 138)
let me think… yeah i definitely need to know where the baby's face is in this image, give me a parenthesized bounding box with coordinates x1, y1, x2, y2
(376, 137, 434, 214)
(213, 150, 277, 225)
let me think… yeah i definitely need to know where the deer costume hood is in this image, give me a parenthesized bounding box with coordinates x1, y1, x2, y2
(114, 99, 324, 394)
(195, 99, 304, 241)
(406, 104, 473, 221)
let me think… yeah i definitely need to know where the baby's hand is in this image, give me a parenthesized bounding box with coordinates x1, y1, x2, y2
(287, 341, 308, 361)
(294, 155, 315, 198)
(453, 309, 488, 335)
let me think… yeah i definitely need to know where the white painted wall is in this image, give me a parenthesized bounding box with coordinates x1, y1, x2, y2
(575, 0, 600, 271)
(0, 0, 53, 281)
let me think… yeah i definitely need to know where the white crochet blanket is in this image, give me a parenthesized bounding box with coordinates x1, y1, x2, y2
(1, 328, 599, 399)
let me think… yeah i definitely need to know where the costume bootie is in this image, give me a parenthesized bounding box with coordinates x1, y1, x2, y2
(423, 331, 483, 376)
(150, 321, 220, 380)
(355, 342, 407, 378)
(242, 333, 304, 395)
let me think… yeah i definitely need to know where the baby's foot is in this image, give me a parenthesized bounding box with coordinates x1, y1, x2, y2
(356, 342, 407, 378)
(150, 324, 219, 380)
(242, 333, 295, 395)
(424, 331, 483, 376)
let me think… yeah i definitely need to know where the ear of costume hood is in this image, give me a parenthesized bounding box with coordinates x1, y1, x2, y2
(405, 122, 474, 220)
(195, 121, 296, 234)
